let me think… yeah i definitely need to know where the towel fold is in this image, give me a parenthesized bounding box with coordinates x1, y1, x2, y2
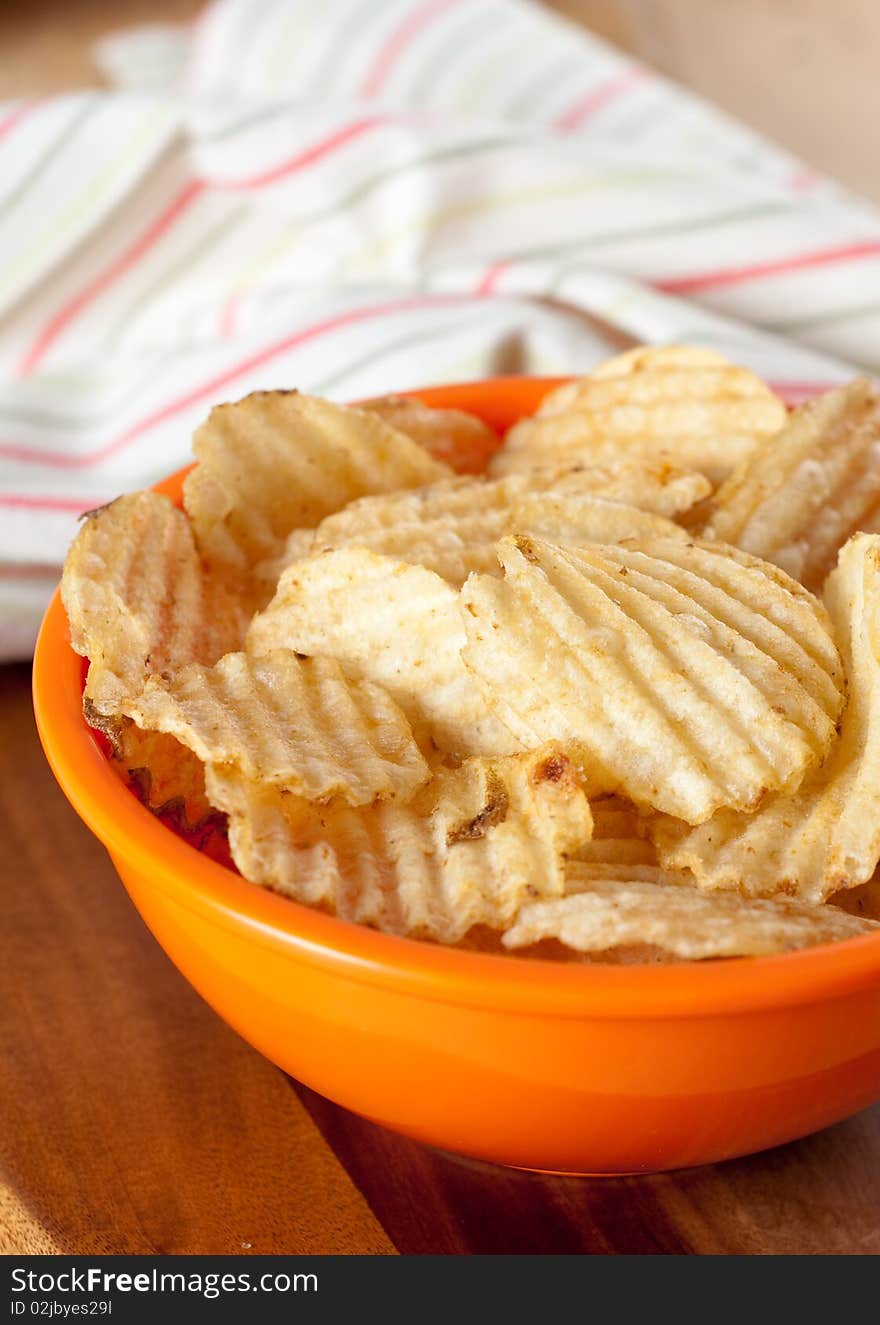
(2, 0, 879, 658)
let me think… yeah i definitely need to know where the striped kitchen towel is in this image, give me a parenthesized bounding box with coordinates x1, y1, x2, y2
(2, 0, 879, 657)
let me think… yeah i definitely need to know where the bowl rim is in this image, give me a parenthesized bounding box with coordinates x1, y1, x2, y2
(33, 375, 880, 1020)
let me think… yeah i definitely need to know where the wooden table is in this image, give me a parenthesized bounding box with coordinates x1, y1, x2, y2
(3, 0, 880, 1256)
(2, 661, 880, 1255)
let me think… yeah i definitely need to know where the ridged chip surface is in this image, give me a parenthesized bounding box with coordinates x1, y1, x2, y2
(248, 547, 522, 758)
(61, 491, 243, 717)
(502, 880, 877, 958)
(461, 535, 843, 822)
(206, 747, 592, 943)
(124, 649, 429, 807)
(183, 391, 449, 577)
(654, 533, 880, 900)
(279, 474, 686, 585)
(360, 394, 499, 474)
(491, 346, 786, 484)
(704, 380, 880, 591)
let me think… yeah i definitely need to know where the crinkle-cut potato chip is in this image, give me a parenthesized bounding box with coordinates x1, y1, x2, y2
(455, 920, 680, 965)
(248, 548, 522, 758)
(703, 380, 880, 592)
(489, 451, 712, 519)
(501, 880, 878, 959)
(268, 527, 315, 576)
(124, 650, 429, 808)
(547, 462, 711, 517)
(205, 747, 592, 943)
(61, 491, 244, 719)
(274, 475, 525, 583)
(80, 696, 233, 865)
(275, 473, 685, 586)
(514, 492, 686, 549)
(566, 860, 690, 887)
(571, 795, 658, 868)
(491, 346, 786, 484)
(183, 390, 449, 578)
(586, 794, 646, 840)
(360, 394, 499, 474)
(103, 721, 211, 820)
(654, 533, 880, 901)
(461, 535, 843, 822)
(517, 348, 748, 427)
(97, 720, 230, 863)
(573, 837, 658, 867)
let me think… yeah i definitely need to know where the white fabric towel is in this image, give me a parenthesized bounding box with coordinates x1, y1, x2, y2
(2, 0, 879, 657)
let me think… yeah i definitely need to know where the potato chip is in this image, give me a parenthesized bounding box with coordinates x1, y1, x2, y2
(654, 533, 880, 900)
(59, 354, 880, 968)
(183, 391, 449, 578)
(549, 461, 711, 517)
(205, 747, 592, 942)
(461, 535, 843, 822)
(571, 795, 658, 867)
(109, 723, 218, 830)
(585, 794, 645, 840)
(274, 474, 685, 586)
(489, 453, 712, 520)
(61, 491, 243, 718)
(269, 526, 315, 574)
(514, 491, 685, 550)
(360, 394, 499, 474)
(272, 475, 524, 584)
(704, 380, 880, 591)
(248, 547, 522, 758)
(492, 346, 786, 484)
(502, 879, 878, 959)
(566, 861, 688, 887)
(124, 650, 429, 807)
(573, 837, 657, 867)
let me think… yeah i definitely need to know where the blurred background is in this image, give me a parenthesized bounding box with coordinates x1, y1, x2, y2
(2, 0, 879, 202)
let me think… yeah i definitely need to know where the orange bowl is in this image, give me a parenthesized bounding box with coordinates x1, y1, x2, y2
(33, 377, 880, 1175)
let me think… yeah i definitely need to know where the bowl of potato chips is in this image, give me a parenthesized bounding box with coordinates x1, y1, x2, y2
(34, 353, 880, 1173)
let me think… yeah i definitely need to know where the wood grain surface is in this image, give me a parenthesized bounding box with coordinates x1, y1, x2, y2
(2, 660, 879, 1255)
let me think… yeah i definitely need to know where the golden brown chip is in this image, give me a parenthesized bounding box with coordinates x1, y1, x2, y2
(514, 491, 686, 550)
(571, 795, 658, 868)
(704, 380, 880, 591)
(248, 547, 522, 758)
(489, 454, 713, 520)
(566, 861, 688, 887)
(63, 356, 880, 967)
(549, 462, 712, 518)
(272, 475, 523, 584)
(461, 535, 843, 822)
(206, 747, 593, 942)
(573, 837, 657, 867)
(501, 880, 878, 959)
(491, 346, 786, 484)
(360, 394, 499, 474)
(61, 491, 243, 718)
(654, 533, 880, 900)
(269, 527, 315, 574)
(104, 722, 211, 818)
(272, 474, 686, 586)
(123, 650, 429, 807)
(183, 391, 449, 578)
